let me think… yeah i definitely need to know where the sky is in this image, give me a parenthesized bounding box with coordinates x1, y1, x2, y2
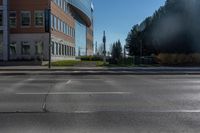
(93, 0, 166, 50)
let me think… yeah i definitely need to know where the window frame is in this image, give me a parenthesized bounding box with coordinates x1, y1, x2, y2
(9, 11, 17, 28)
(34, 10, 44, 27)
(20, 11, 31, 28)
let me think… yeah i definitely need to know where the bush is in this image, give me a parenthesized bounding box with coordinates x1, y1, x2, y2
(157, 53, 200, 66)
(80, 56, 103, 61)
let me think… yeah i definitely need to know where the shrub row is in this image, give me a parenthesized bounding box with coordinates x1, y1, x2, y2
(157, 53, 200, 65)
(80, 56, 103, 61)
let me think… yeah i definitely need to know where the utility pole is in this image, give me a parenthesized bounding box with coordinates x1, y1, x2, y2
(95, 41, 98, 55)
(78, 46, 81, 56)
(103, 31, 106, 63)
(45, 0, 51, 69)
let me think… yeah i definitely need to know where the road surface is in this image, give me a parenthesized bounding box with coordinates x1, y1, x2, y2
(0, 74, 200, 133)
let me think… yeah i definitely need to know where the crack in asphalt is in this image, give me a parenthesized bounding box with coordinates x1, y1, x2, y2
(42, 84, 53, 113)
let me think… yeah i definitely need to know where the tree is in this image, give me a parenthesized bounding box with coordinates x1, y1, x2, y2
(126, 0, 200, 55)
(126, 25, 145, 56)
(111, 40, 122, 64)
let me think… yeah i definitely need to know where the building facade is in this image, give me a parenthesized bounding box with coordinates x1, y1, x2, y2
(1, 0, 94, 61)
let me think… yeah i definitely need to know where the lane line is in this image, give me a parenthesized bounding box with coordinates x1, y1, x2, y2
(50, 110, 200, 114)
(16, 92, 131, 95)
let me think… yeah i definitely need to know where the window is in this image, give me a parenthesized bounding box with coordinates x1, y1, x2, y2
(66, 24, 68, 35)
(62, 0, 64, 8)
(60, 0, 63, 9)
(0, 11, 3, 26)
(72, 29, 75, 37)
(58, 0, 61, 7)
(67, 46, 69, 56)
(62, 45, 64, 55)
(21, 11, 31, 27)
(9, 11, 16, 28)
(54, 16, 57, 30)
(58, 18, 60, 31)
(64, 2, 68, 13)
(59, 44, 62, 55)
(69, 46, 71, 56)
(60, 21, 63, 32)
(73, 48, 75, 56)
(64, 45, 67, 55)
(21, 41, 30, 55)
(35, 11, 44, 27)
(56, 43, 58, 55)
(10, 42, 17, 55)
(64, 23, 66, 34)
(51, 42, 55, 55)
(62, 22, 65, 33)
(35, 41, 43, 55)
(51, 14, 54, 28)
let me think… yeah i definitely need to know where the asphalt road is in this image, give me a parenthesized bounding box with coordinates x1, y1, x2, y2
(1, 74, 200, 133)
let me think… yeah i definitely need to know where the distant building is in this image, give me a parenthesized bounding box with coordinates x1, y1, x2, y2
(0, 0, 94, 61)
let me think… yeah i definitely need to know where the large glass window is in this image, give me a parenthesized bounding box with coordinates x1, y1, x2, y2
(34, 11, 44, 27)
(9, 11, 16, 28)
(21, 11, 31, 27)
(75, 21, 87, 56)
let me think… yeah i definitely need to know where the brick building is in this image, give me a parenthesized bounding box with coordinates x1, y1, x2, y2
(0, 0, 94, 61)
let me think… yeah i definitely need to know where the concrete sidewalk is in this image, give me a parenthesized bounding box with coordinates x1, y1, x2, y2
(0, 66, 200, 75)
(0, 66, 200, 71)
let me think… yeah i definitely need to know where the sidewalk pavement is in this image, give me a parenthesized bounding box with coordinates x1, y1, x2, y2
(0, 66, 200, 75)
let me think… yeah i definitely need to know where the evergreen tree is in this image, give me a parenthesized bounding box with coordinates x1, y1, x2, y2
(111, 40, 122, 64)
(126, 0, 200, 55)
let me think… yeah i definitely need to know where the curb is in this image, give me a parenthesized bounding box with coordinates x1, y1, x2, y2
(0, 68, 200, 72)
(0, 71, 200, 76)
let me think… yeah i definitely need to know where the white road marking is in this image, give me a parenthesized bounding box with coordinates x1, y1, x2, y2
(66, 80, 71, 85)
(16, 92, 131, 95)
(51, 110, 200, 114)
(74, 111, 96, 113)
(152, 110, 200, 113)
(126, 109, 200, 113)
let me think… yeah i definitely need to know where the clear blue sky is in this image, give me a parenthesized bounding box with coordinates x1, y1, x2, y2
(93, 0, 166, 49)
